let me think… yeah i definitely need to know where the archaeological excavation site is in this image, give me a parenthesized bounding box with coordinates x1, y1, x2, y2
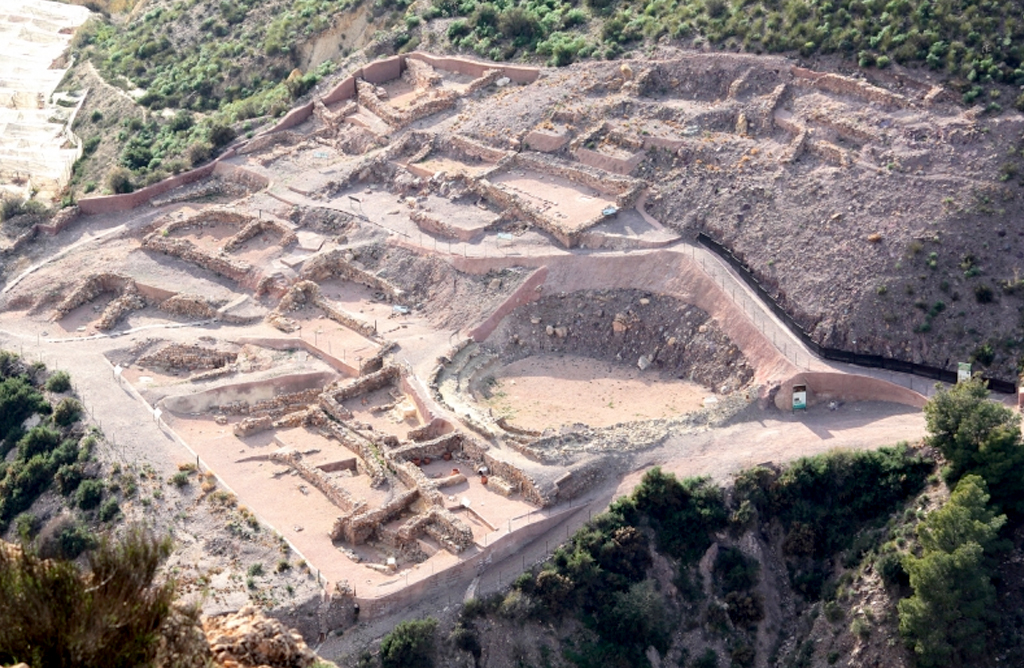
(2, 48, 968, 629)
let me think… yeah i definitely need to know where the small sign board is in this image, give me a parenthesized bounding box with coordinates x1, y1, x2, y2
(958, 362, 972, 384)
(792, 384, 807, 411)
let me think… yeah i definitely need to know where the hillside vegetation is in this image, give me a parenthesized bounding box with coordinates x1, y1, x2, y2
(59, 0, 1024, 199)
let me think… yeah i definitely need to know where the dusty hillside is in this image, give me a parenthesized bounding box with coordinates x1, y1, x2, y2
(434, 51, 1024, 382)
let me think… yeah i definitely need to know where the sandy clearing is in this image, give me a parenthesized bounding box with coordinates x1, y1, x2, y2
(484, 353, 710, 431)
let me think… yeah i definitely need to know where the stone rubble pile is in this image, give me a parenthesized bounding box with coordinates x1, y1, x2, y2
(203, 606, 317, 668)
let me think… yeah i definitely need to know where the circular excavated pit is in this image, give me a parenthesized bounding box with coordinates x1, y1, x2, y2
(474, 289, 755, 432)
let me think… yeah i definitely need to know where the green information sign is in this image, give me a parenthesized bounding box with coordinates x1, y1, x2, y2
(958, 362, 972, 384)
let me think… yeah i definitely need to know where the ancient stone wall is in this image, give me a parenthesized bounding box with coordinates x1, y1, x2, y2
(465, 68, 502, 94)
(449, 135, 510, 163)
(553, 461, 607, 503)
(142, 234, 254, 284)
(157, 208, 253, 235)
(54, 272, 146, 330)
(524, 129, 570, 153)
(356, 80, 458, 129)
(573, 146, 646, 175)
(270, 449, 362, 513)
(325, 364, 400, 402)
(388, 432, 465, 462)
(238, 130, 304, 155)
(300, 249, 406, 303)
(138, 343, 237, 371)
(405, 51, 540, 85)
(468, 266, 548, 342)
(318, 391, 354, 422)
(480, 452, 546, 506)
(55, 272, 132, 316)
(806, 109, 875, 144)
(268, 280, 378, 339)
(471, 178, 568, 245)
(407, 209, 459, 240)
(331, 488, 419, 543)
(222, 218, 298, 253)
(233, 415, 273, 437)
(791, 67, 910, 109)
(424, 507, 474, 552)
(215, 387, 324, 420)
(37, 205, 80, 236)
(157, 293, 220, 320)
(77, 157, 223, 215)
(403, 57, 442, 89)
(319, 421, 388, 487)
(97, 288, 146, 330)
(807, 139, 850, 167)
(512, 151, 638, 197)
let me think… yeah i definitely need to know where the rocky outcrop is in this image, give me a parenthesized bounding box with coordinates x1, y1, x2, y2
(202, 606, 317, 668)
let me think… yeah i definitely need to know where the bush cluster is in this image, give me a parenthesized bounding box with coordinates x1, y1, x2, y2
(0, 527, 179, 668)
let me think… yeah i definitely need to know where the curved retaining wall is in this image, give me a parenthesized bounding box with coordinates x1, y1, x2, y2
(468, 266, 548, 342)
(774, 372, 927, 411)
(447, 249, 797, 385)
(158, 370, 337, 414)
(77, 149, 236, 215)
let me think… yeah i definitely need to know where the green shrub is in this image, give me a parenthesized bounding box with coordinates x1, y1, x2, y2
(380, 617, 438, 668)
(82, 136, 101, 157)
(208, 123, 237, 148)
(0, 197, 26, 222)
(499, 7, 540, 47)
(735, 445, 932, 561)
(53, 398, 82, 427)
(106, 167, 134, 194)
(169, 110, 194, 132)
(170, 471, 190, 487)
(924, 377, 1024, 513)
(0, 526, 175, 667)
(45, 370, 71, 393)
(899, 477, 1004, 667)
(186, 142, 212, 167)
(714, 546, 759, 593)
(17, 426, 61, 462)
(247, 563, 264, 577)
(54, 463, 84, 496)
(76, 479, 104, 510)
(99, 497, 121, 522)
(447, 19, 471, 40)
(615, 468, 727, 563)
(877, 551, 908, 587)
(0, 375, 50, 443)
(596, 580, 671, 653)
(13, 513, 40, 541)
(973, 283, 994, 304)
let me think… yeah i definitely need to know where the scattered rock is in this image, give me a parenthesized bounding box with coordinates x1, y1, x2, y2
(203, 607, 317, 668)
